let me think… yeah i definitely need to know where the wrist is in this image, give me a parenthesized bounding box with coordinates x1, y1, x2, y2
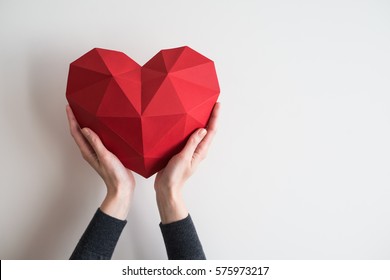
(105, 178, 134, 197)
(156, 190, 188, 224)
(100, 189, 132, 220)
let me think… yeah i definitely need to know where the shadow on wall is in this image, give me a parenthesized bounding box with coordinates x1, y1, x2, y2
(10, 48, 148, 259)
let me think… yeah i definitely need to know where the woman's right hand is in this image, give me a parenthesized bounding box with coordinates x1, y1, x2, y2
(66, 105, 136, 220)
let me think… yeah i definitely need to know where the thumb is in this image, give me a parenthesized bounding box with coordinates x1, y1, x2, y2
(181, 128, 207, 159)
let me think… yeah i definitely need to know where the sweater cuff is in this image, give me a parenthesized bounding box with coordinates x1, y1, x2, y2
(70, 208, 126, 260)
(159, 214, 206, 260)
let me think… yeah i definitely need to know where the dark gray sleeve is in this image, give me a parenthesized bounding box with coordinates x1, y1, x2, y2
(70, 208, 126, 260)
(159, 214, 206, 260)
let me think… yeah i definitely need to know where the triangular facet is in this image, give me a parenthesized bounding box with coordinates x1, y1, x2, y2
(96, 80, 140, 117)
(141, 114, 185, 153)
(183, 114, 205, 137)
(140, 74, 166, 113)
(187, 97, 218, 125)
(98, 116, 143, 155)
(122, 157, 148, 178)
(99, 127, 141, 160)
(143, 51, 167, 73)
(71, 48, 111, 74)
(170, 46, 211, 72)
(114, 73, 142, 114)
(142, 67, 166, 83)
(161, 47, 185, 71)
(169, 75, 219, 111)
(96, 48, 140, 75)
(143, 157, 169, 178)
(68, 78, 111, 115)
(169, 62, 219, 91)
(68, 102, 96, 128)
(144, 115, 187, 158)
(142, 78, 186, 116)
(66, 66, 111, 94)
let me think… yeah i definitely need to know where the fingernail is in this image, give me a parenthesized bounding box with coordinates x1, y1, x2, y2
(198, 128, 207, 137)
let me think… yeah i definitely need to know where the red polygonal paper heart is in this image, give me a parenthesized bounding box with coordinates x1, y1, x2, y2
(66, 46, 220, 178)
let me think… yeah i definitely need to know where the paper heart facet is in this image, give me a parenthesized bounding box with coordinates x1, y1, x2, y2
(66, 46, 220, 178)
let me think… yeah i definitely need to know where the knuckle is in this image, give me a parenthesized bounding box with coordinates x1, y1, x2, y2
(195, 152, 206, 161)
(90, 136, 98, 146)
(81, 153, 88, 161)
(175, 153, 186, 162)
(100, 153, 110, 162)
(190, 136, 198, 145)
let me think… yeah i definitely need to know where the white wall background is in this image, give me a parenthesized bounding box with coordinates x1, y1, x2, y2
(1, 0, 390, 259)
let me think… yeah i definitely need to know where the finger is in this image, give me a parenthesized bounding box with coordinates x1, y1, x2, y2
(180, 128, 208, 159)
(81, 127, 108, 160)
(206, 102, 221, 132)
(66, 105, 81, 136)
(66, 105, 92, 154)
(66, 105, 99, 167)
(194, 102, 221, 157)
